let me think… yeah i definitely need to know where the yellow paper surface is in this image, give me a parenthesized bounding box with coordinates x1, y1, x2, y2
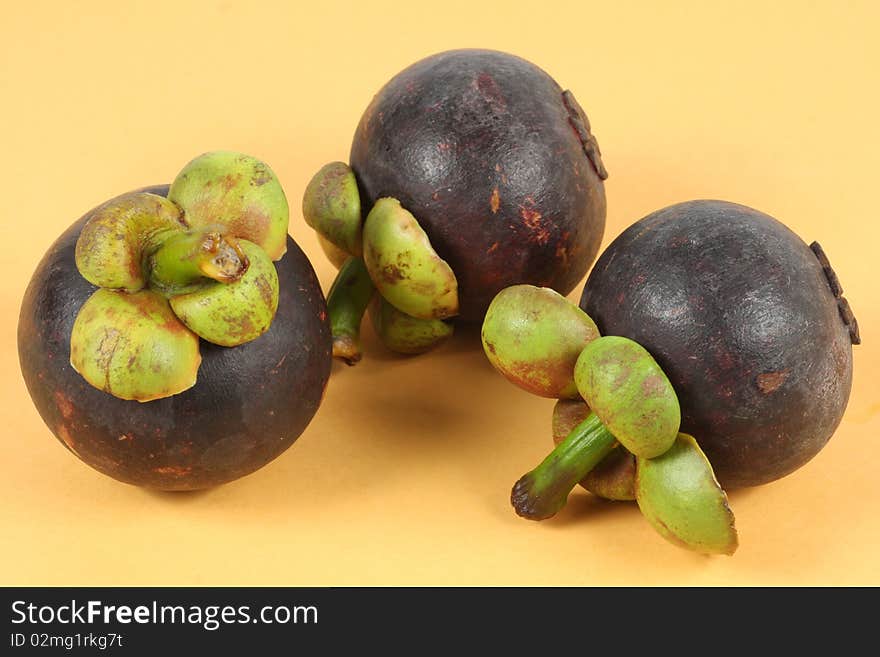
(1, 0, 877, 585)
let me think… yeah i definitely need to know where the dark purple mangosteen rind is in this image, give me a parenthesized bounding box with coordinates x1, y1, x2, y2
(579, 199, 855, 489)
(18, 186, 332, 490)
(350, 49, 607, 322)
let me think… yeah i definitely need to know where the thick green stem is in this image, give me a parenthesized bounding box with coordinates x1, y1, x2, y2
(327, 257, 375, 365)
(147, 228, 249, 296)
(511, 412, 617, 520)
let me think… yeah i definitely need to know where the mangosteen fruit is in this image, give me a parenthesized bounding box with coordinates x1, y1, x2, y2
(303, 48, 608, 363)
(579, 200, 858, 489)
(18, 152, 332, 490)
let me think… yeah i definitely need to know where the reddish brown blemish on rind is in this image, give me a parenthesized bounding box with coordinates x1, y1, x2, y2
(520, 207, 551, 245)
(153, 465, 192, 476)
(490, 188, 501, 214)
(555, 243, 569, 265)
(474, 72, 506, 108)
(271, 353, 288, 374)
(756, 371, 789, 394)
(54, 391, 74, 419)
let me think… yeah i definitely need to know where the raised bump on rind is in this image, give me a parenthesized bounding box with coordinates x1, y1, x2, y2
(562, 90, 608, 181)
(810, 241, 860, 345)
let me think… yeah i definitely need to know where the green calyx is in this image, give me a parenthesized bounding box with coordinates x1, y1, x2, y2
(70, 151, 287, 402)
(362, 198, 459, 320)
(303, 162, 462, 364)
(147, 227, 249, 296)
(489, 287, 734, 553)
(303, 162, 363, 257)
(481, 296, 677, 514)
(482, 285, 599, 399)
(170, 240, 278, 347)
(636, 433, 738, 555)
(75, 193, 184, 291)
(552, 400, 635, 501)
(574, 336, 680, 459)
(510, 335, 681, 519)
(168, 151, 289, 260)
(551, 399, 593, 444)
(582, 448, 637, 502)
(369, 295, 454, 355)
(70, 289, 201, 402)
(511, 412, 617, 520)
(326, 257, 375, 365)
(323, 255, 453, 365)
(318, 233, 353, 270)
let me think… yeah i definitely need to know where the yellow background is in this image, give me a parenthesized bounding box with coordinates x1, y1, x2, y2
(1, 0, 877, 586)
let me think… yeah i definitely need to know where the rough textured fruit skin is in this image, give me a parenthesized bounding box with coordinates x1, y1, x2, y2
(580, 200, 855, 489)
(349, 49, 607, 322)
(18, 186, 332, 490)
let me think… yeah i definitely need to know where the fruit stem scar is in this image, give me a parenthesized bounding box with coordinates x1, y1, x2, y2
(148, 227, 249, 295)
(511, 412, 617, 520)
(327, 257, 375, 365)
(562, 90, 608, 181)
(810, 241, 860, 344)
(198, 232, 249, 282)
